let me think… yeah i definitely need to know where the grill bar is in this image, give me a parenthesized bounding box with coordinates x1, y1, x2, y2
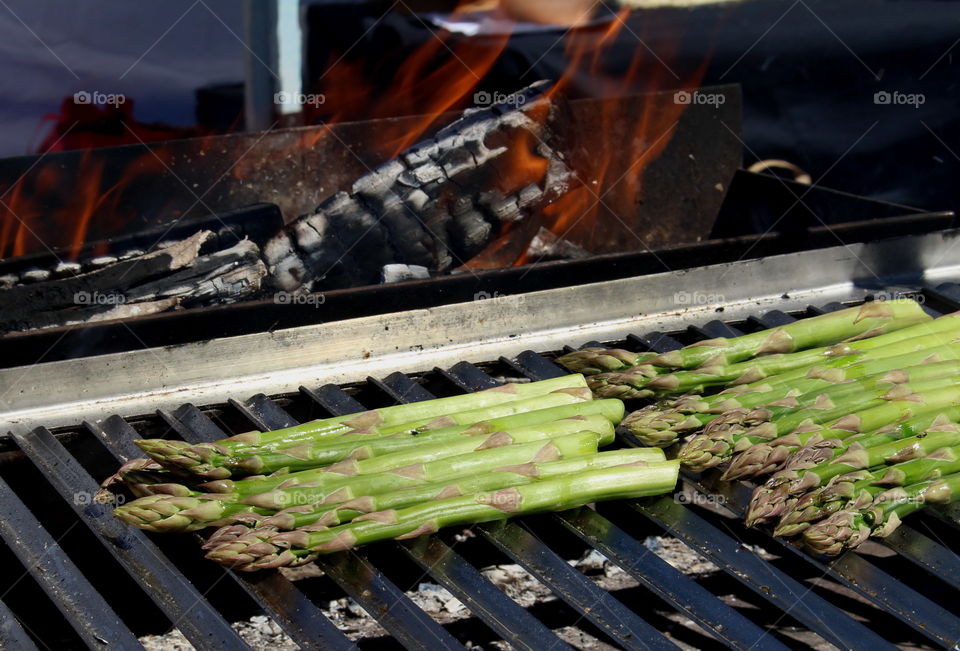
(400, 536, 573, 651)
(257, 385, 466, 651)
(0, 475, 139, 649)
(634, 499, 893, 650)
(308, 382, 569, 650)
(478, 519, 672, 651)
(555, 507, 779, 650)
(88, 416, 359, 651)
(0, 598, 39, 651)
(437, 363, 680, 650)
(375, 370, 776, 650)
(510, 350, 950, 650)
(10, 426, 249, 651)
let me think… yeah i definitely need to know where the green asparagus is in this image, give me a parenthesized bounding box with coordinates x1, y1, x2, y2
(205, 461, 680, 570)
(802, 472, 960, 555)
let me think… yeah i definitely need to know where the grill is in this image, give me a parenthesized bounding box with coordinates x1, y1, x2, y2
(4, 229, 960, 649)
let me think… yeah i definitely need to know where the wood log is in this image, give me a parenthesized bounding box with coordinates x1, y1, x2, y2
(264, 80, 575, 292)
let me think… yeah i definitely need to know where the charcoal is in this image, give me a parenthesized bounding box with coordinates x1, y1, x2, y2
(487, 195, 522, 223)
(409, 163, 445, 186)
(525, 226, 591, 261)
(437, 148, 476, 178)
(403, 141, 440, 167)
(381, 264, 430, 283)
(266, 79, 573, 291)
(403, 189, 430, 212)
(21, 268, 51, 283)
(90, 255, 118, 267)
(125, 240, 266, 305)
(449, 209, 493, 258)
(517, 184, 544, 208)
(350, 159, 406, 198)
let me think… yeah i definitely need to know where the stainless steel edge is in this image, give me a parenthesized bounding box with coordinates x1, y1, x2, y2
(3, 228, 960, 434)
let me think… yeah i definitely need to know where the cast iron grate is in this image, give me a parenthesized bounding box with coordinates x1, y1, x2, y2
(4, 288, 960, 649)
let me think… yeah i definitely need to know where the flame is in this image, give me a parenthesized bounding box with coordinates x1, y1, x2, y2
(308, 15, 512, 159)
(1, 3, 714, 271)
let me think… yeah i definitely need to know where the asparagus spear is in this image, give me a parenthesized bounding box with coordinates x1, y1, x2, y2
(143, 399, 621, 479)
(778, 408, 960, 474)
(773, 472, 884, 537)
(623, 340, 960, 447)
(746, 427, 960, 525)
(116, 431, 605, 532)
(205, 461, 680, 571)
(590, 311, 960, 400)
(139, 388, 595, 479)
(775, 444, 960, 536)
(681, 371, 960, 472)
(556, 348, 658, 376)
(206, 449, 669, 537)
(802, 472, 960, 555)
(245, 430, 606, 509)
(137, 374, 589, 463)
(722, 381, 960, 480)
(648, 299, 929, 370)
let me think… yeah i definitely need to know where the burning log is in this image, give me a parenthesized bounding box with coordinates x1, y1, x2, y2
(264, 81, 575, 292)
(0, 232, 266, 333)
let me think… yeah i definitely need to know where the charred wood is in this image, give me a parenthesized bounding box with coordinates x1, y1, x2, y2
(264, 80, 575, 292)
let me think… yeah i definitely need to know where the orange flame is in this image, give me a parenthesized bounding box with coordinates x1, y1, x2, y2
(1, 3, 714, 271)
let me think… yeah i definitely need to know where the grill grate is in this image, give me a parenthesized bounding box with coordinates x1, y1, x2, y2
(4, 292, 960, 649)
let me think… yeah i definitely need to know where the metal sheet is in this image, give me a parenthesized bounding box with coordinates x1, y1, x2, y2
(5, 228, 960, 436)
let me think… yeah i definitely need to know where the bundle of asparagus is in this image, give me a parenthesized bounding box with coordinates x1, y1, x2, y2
(105, 375, 680, 570)
(557, 299, 960, 555)
(556, 300, 931, 403)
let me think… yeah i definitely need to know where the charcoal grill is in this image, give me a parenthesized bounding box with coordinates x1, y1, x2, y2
(4, 229, 960, 649)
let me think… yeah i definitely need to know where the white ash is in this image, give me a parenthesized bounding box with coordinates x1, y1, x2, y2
(53, 260, 82, 276)
(381, 263, 431, 283)
(139, 614, 298, 651)
(138, 535, 727, 649)
(89, 255, 118, 267)
(643, 535, 720, 575)
(20, 268, 51, 283)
